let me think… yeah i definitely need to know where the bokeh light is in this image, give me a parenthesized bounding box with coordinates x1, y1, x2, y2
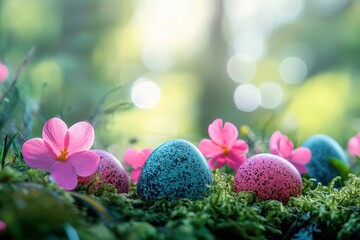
(279, 57, 307, 84)
(312, 0, 351, 16)
(234, 84, 261, 112)
(230, 32, 266, 60)
(131, 78, 161, 109)
(227, 54, 256, 83)
(280, 43, 314, 71)
(271, 0, 304, 24)
(259, 81, 283, 109)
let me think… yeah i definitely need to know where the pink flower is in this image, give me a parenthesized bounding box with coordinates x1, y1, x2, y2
(269, 131, 312, 174)
(199, 118, 249, 170)
(0, 220, 7, 232)
(124, 148, 153, 183)
(22, 118, 100, 190)
(0, 63, 8, 83)
(348, 133, 360, 157)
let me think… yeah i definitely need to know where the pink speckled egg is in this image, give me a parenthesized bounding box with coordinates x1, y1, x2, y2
(78, 150, 129, 193)
(234, 153, 302, 204)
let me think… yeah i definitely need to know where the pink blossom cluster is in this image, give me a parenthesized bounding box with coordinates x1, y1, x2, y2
(197, 119, 311, 174)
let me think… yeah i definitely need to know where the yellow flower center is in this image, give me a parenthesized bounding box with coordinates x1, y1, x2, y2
(58, 149, 69, 161)
(221, 145, 230, 156)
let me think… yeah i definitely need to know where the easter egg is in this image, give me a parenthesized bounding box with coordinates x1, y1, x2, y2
(137, 139, 213, 200)
(78, 150, 129, 193)
(234, 153, 302, 204)
(302, 134, 348, 185)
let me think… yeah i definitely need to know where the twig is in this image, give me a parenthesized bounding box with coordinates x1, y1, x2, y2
(9, 123, 26, 142)
(0, 47, 36, 103)
(87, 85, 125, 124)
(101, 102, 133, 115)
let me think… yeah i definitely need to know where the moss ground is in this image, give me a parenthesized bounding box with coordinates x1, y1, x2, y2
(0, 162, 359, 240)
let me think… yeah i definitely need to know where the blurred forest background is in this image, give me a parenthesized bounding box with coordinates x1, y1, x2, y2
(1, 0, 360, 151)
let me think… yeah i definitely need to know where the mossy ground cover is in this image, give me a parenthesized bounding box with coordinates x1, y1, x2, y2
(0, 151, 359, 240)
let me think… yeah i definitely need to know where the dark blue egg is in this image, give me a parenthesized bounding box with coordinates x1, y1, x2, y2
(302, 134, 348, 185)
(137, 139, 213, 200)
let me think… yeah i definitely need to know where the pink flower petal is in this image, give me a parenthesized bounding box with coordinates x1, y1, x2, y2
(0, 219, 7, 232)
(0, 63, 8, 82)
(222, 122, 238, 147)
(124, 148, 148, 169)
(199, 139, 223, 158)
(50, 161, 78, 190)
(208, 156, 226, 170)
(130, 168, 142, 183)
(278, 137, 294, 158)
(226, 140, 248, 170)
(290, 162, 308, 174)
(232, 140, 249, 153)
(42, 118, 68, 155)
(140, 148, 153, 162)
(208, 118, 224, 145)
(208, 118, 239, 147)
(67, 121, 95, 155)
(271, 149, 282, 157)
(226, 152, 247, 170)
(269, 131, 282, 152)
(22, 138, 56, 171)
(68, 151, 100, 177)
(290, 147, 312, 164)
(348, 135, 360, 157)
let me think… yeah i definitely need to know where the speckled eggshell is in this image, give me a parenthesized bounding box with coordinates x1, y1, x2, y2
(302, 134, 348, 185)
(234, 154, 302, 204)
(78, 150, 129, 193)
(137, 139, 213, 201)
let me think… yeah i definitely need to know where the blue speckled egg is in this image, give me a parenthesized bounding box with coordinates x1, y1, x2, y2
(137, 139, 213, 200)
(302, 134, 348, 185)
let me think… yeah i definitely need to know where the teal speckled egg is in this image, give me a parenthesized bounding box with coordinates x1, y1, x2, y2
(302, 134, 348, 185)
(137, 139, 213, 200)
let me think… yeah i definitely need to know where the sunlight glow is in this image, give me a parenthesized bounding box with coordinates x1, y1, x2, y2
(142, 42, 176, 72)
(134, 0, 214, 56)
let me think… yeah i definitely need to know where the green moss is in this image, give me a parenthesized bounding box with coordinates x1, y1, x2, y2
(0, 161, 360, 239)
(0, 182, 80, 239)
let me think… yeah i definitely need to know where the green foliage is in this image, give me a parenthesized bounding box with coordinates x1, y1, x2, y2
(328, 157, 351, 181)
(0, 86, 19, 130)
(0, 183, 80, 239)
(289, 175, 360, 239)
(101, 170, 360, 240)
(0, 156, 360, 239)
